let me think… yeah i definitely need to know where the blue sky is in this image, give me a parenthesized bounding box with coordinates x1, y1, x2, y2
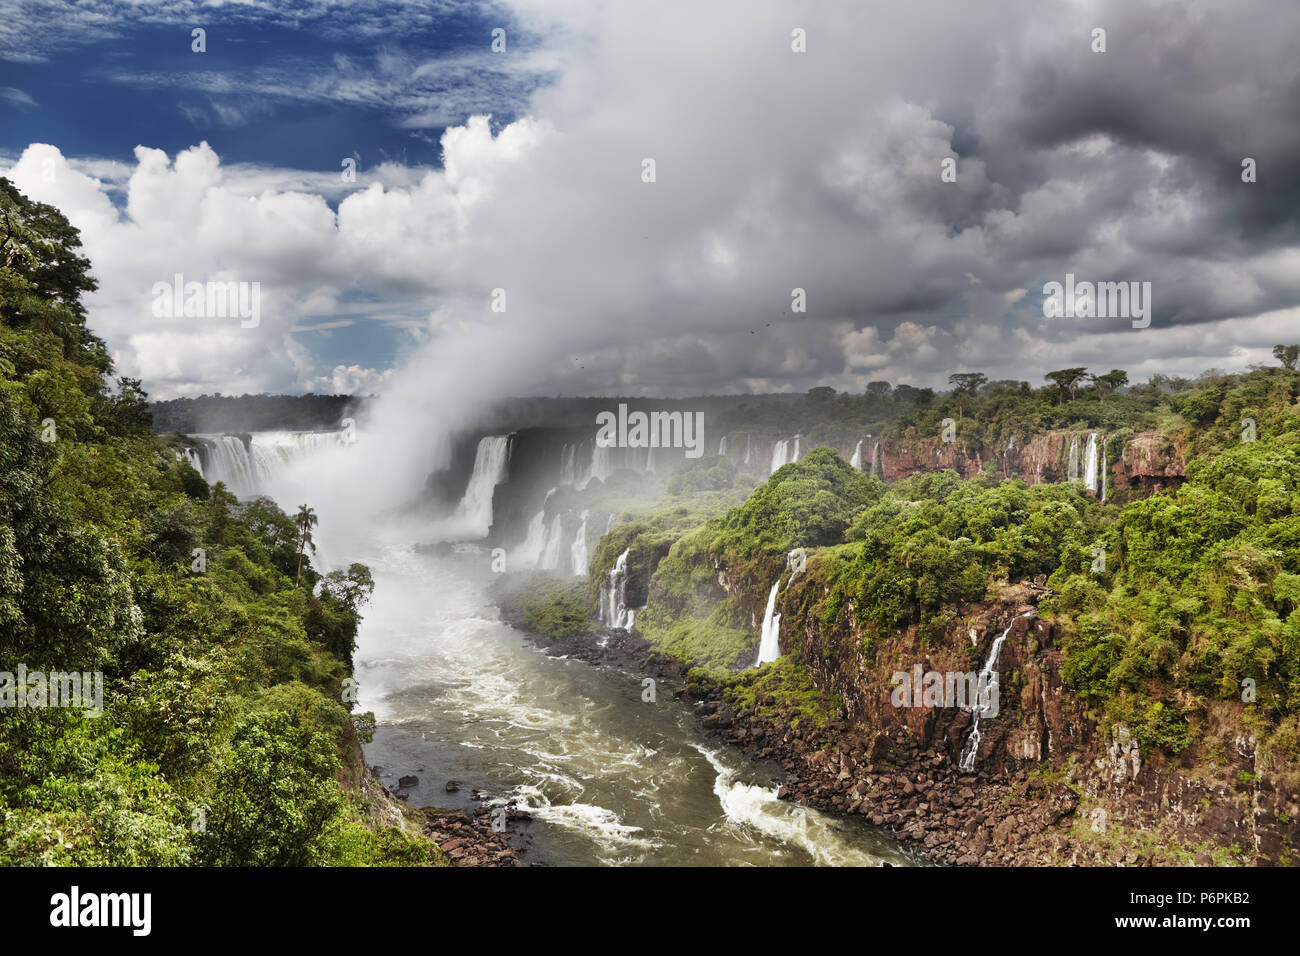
(1, 0, 552, 392)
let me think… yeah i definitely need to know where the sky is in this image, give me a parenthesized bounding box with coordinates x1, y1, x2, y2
(2, 0, 1299, 402)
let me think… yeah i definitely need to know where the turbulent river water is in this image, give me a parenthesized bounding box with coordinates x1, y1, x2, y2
(350, 537, 912, 867)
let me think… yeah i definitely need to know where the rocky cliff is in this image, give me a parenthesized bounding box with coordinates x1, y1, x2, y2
(693, 572, 1300, 866)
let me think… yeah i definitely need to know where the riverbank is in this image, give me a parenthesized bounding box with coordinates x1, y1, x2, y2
(498, 583, 1286, 866)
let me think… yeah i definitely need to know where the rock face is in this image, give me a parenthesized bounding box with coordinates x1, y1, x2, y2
(753, 578, 1299, 866)
(1111, 430, 1187, 492)
(516, 583, 1299, 866)
(875, 428, 1188, 493)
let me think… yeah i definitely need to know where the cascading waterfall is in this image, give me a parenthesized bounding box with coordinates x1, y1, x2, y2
(570, 510, 590, 577)
(560, 443, 576, 485)
(959, 613, 1033, 772)
(753, 580, 782, 667)
(572, 440, 592, 488)
(718, 436, 727, 457)
(603, 548, 635, 630)
(177, 447, 204, 474)
(849, 440, 863, 470)
(582, 442, 613, 489)
(515, 487, 557, 569)
(1083, 432, 1099, 493)
(540, 514, 565, 570)
(870, 441, 880, 478)
(454, 435, 512, 535)
(1067, 435, 1080, 482)
(792, 436, 801, 462)
(769, 440, 790, 475)
(195, 430, 345, 498)
(744, 434, 751, 465)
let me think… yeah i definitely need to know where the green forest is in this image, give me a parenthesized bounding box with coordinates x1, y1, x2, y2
(516, 367, 1300, 773)
(0, 178, 443, 865)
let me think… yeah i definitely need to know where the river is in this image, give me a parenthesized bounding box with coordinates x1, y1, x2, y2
(352, 537, 912, 866)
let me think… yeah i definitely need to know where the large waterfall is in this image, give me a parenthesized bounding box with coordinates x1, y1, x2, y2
(870, 441, 880, 478)
(602, 548, 635, 630)
(753, 580, 782, 667)
(193, 430, 347, 498)
(1067, 436, 1080, 482)
(958, 613, 1032, 772)
(540, 514, 565, 570)
(572, 441, 656, 490)
(515, 487, 557, 569)
(559, 443, 577, 485)
(455, 434, 512, 536)
(769, 440, 791, 475)
(178, 447, 203, 472)
(570, 510, 590, 576)
(849, 440, 863, 470)
(1083, 432, 1099, 493)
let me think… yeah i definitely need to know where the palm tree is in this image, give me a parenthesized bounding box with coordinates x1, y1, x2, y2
(294, 505, 318, 586)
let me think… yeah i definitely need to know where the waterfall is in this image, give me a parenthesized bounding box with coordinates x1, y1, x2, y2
(515, 488, 556, 569)
(769, 440, 790, 475)
(454, 435, 512, 536)
(753, 580, 782, 667)
(572, 440, 592, 488)
(959, 613, 1032, 772)
(560, 443, 576, 485)
(178, 447, 204, 475)
(604, 548, 634, 630)
(870, 441, 880, 479)
(1101, 436, 1108, 503)
(582, 442, 613, 489)
(540, 514, 564, 570)
(1067, 436, 1080, 482)
(195, 430, 346, 498)
(849, 440, 863, 470)
(1083, 432, 1099, 493)
(570, 510, 590, 576)
(792, 436, 801, 462)
(604, 513, 614, 534)
(744, 434, 751, 465)
(718, 436, 727, 457)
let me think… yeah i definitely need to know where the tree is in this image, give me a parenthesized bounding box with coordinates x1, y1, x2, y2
(866, 380, 892, 398)
(1045, 367, 1089, 403)
(294, 504, 318, 586)
(0, 177, 108, 372)
(197, 711, 343, 866)
(947, 373, 986, 416)
(1273, 344, 1299, 371)
(947, 372, 987, 394)
(320, 563, 375, 616)
(1090, 369, 1129, 403)
(806, 386, 836, 401)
